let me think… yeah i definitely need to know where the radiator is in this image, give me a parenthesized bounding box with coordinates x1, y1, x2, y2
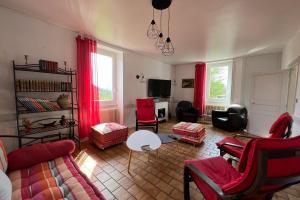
(100, 108, 118, 123)
(205, 105, 226, 115)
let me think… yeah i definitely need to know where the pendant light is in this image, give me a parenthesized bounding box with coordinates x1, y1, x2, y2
(162, 8, 174, 56)
(155, 10, 165, 50)
(147, 8, 159, 39)
(147, 0, 174, 56)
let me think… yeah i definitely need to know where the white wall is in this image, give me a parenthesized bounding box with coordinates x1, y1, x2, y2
(173, 53, 289, 135)
(173, 61, 241, 107)
(123, 52, 173, 127)
(0, 7, 76, 151)
(231, 57, 245, 104)
(0, 7, 173, 149)
(173, 64, 195, 103)
(282, 28, 300, 69)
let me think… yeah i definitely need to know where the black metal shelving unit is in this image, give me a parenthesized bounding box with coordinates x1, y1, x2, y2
(12, 61, 79, 147)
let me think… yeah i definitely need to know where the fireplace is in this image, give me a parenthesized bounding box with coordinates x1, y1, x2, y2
(158, 108, 166, 120)
(155, 102, 168, 122)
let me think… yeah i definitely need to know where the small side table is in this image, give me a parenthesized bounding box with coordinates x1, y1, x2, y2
(126, 130, 161, 172)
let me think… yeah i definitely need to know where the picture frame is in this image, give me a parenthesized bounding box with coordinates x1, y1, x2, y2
(182, 79, 194, 88)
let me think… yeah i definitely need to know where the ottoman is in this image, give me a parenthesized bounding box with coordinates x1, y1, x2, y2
(172, 122, 206, 145)
(91, 123, 128, 149)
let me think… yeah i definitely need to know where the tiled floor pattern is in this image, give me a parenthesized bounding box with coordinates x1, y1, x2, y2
(74, 122, 300, 200)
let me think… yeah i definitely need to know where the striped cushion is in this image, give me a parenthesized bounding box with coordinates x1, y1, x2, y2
(0, 139, 8, 172)
(173, 122, 204, 133)
(92, 123, 127, 134)
(8, 156, 104, 200)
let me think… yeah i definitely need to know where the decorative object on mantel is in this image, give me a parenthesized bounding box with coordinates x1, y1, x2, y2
(182, 79, 194, 88)
(57, 94, 70, 109)
(146, 0, 174, 56)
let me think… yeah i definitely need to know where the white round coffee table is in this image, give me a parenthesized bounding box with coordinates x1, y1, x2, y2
(126, 130, 161, 171)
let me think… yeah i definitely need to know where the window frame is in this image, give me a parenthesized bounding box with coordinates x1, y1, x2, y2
(205, 61, 232, 105)
(94, 48, 117, 107)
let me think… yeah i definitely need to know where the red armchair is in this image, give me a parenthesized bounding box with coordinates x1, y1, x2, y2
(136, 98, 158, 133)
(184, 136, 300, 200)
(216, 112, 293, 160)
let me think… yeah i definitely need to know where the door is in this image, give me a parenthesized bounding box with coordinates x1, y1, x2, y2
(287, 65, 298, 114)
(291, 64, 300, 136)
(249, 72, 287, 137)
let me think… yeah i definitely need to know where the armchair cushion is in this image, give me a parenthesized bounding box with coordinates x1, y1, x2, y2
(136, 99, 156, 121)
(216, 137, 245, 158)
(0, 139, 8, 172)
(185, 157, 241, 200)
(138, 119, 157, 124)
(8, 140, 75, 171)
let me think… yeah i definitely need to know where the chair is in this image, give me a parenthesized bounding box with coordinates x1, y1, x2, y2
(212, 104, 247, 132)
(136, 98, 158, 133)
(216, 112, 293, 160)
(184, 135, 300, 200)
(176, 101, 198, 123)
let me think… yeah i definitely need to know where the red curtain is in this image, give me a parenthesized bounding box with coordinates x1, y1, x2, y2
(194, 63, 206, 117)
(76, 36, 100, 138)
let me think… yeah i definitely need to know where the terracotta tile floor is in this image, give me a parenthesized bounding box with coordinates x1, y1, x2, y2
(74, 121, 300, 200)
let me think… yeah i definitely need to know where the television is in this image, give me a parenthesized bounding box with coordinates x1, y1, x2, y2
(148, 79, 171, 97)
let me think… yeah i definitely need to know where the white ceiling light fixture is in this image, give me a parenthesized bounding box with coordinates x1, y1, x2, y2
(147, 0, 174, 56)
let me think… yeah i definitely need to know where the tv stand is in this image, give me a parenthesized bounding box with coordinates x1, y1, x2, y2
(155, 102, 168, 122)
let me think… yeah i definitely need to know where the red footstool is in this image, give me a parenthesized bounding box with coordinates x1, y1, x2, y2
(91, 123, 128, 149)
(172, 122, 206, 145)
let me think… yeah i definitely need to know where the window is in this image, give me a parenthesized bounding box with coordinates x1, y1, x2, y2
(92, 49, 116, 105)
(206, 61, 232, 105)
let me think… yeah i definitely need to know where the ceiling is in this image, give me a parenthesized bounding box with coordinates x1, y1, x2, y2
(1, 0, 300, 65)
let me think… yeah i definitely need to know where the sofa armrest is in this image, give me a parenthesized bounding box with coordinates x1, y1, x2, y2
(8, 140, 75, 171)
(212, 110, 228, 118)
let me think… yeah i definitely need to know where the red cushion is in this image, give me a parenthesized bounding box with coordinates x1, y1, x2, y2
(138, 119, 157, 124)
(136, 98, 155, 121)
(216, 137, 245, 158)
(268, 112, 292, 138)
(189, 136, 300, 199)
(225, 136, 300, 194)
(185, 157, 241, 200)
(8, 140, 75, 171)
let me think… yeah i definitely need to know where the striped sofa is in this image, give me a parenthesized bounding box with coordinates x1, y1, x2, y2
(0, 139, 105, 200)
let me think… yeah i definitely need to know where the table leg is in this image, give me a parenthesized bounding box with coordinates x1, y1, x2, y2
(128, 150, 132, 172)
